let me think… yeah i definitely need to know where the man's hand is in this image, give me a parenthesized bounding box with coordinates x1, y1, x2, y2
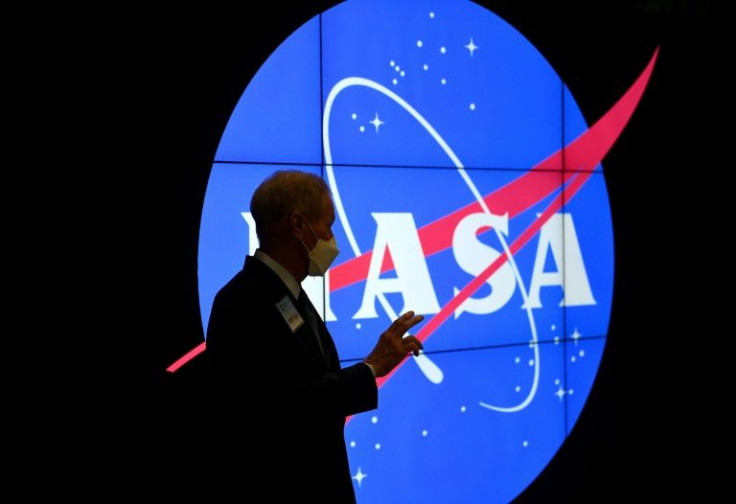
(364, 311, 425, 378)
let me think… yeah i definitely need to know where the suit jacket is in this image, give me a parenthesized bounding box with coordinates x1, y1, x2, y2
(205, 255, 377, 503)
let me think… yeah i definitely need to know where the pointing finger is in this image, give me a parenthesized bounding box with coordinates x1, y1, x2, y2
(399, 314, 424, 333)
(389, 311, 414, 329)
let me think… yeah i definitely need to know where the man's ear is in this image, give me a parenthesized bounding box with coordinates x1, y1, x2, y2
(290, 211, 305, 239)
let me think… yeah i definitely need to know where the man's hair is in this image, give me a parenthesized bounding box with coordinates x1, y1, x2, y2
(250, 170, 331, 242)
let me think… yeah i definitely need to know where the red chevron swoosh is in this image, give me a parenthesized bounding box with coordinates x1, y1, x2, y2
(167, 48, 658, 378)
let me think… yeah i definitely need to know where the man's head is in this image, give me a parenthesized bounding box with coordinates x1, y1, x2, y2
(250, 170, 337, 280)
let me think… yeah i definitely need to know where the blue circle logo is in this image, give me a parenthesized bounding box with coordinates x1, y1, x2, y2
(177, 0, 656, 501)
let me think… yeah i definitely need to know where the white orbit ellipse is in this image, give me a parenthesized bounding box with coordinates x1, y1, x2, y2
(323, 77, 540, 411)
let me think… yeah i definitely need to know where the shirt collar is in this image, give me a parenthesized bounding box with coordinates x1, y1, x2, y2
(253, 249, 301, 299)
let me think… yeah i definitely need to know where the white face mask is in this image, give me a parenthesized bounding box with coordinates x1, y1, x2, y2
(300, 221, 339, 277)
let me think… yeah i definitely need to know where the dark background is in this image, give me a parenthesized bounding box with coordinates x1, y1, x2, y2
(46, 0, 721, 501)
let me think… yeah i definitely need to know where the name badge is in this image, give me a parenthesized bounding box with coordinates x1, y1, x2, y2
(276, 295, 305, 333)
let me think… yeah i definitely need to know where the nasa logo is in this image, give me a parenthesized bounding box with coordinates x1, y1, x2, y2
(172, 0, 656, 501)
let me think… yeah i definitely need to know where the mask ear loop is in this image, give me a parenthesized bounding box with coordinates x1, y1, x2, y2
(295, 213, 319, 256)
(304, 218, 320, 241)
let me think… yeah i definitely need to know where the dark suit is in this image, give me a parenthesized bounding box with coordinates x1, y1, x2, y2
(205, 255, 377, 503)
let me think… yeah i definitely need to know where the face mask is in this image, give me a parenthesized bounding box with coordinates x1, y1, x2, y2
(300, 220, 339, 277)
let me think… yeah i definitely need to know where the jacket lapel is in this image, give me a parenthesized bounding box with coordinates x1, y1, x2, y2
(245, 256, 329, 370)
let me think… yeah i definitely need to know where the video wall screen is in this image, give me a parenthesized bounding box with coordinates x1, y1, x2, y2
(186, 0, 654, 501)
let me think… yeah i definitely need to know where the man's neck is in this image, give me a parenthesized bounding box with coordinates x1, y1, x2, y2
(259, 244, 306, 283)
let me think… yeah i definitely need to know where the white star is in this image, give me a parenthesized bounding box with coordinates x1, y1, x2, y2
(571, 327, 581, 345)
(352, 467, 368, 487)
(370, 113, 384, 133)
(465, 37, 478, 56)
(555, 385, 566, 401)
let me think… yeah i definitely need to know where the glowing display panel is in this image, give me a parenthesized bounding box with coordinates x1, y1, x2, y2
(321, 0, 562, 169)
(184, 0, 650, 501)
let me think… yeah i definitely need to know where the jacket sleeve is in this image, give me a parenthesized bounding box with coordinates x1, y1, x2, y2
(206, 284, 377, 422)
